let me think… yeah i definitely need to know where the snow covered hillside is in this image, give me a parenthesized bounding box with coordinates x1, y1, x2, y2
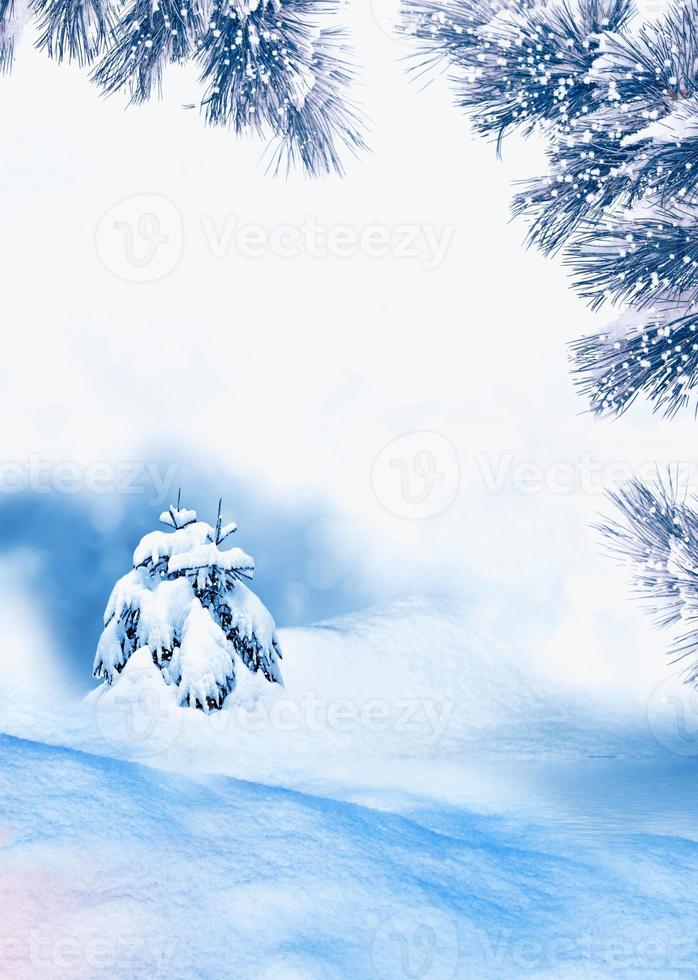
(3, 732, 698, 980)
(3, 599, 698, 978)
(0, 598, 663, 813)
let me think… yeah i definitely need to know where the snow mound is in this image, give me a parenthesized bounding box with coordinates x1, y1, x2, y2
(0, 598, 656, 812)
(2, 733, 698, 980)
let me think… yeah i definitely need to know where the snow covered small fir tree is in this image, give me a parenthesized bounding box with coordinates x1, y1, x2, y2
(94, 498, 283, 711)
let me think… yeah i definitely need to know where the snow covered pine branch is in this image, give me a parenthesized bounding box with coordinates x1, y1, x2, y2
(599, 472, 698, 686)
(94, 501, 283, 712)
(5, 0, 365, 175)
(401, 0, 698, 416)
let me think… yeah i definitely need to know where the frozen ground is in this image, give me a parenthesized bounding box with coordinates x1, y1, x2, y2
(3, 735, 698, 979)
(2, 600, 698, 977)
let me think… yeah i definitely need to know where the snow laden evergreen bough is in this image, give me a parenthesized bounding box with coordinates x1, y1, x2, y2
(401, 0, 698, 417)
(598, 471, 698, 688)
(2, 0, 365, 175)
(94, 502, 283, 711)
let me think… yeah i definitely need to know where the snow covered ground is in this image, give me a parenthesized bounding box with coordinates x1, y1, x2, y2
(2, 599, 698, 978)
(3, 731, 698, 980)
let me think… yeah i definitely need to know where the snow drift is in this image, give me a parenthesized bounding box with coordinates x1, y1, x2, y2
(3, 732, 698, 980)
(0, 598, 665, 812)
(2, 599, 698, 979)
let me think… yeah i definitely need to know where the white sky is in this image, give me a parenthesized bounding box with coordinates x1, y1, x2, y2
(0, 0, 690, 705)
